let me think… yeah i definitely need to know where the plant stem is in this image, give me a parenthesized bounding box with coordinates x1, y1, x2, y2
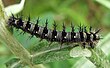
(0, 0, 34, 68)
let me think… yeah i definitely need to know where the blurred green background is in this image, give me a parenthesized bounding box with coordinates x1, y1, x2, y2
(1, 0, 110, 68)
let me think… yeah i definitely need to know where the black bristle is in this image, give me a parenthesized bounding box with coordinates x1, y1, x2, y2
(45, 19, 48, 28)
(71, 22, 74, 32)
(78, 23, 82, 32)
(11, 13, 15, 20)
(89, 26, 92, 33)
(28, 15, 30, 22)
(62, 22, 65, 31)
(36, 17, 39, 25)
(62, 22, 66, 43)
(52, 21, 57, 41)
(95, 29, 101, 34)
(32, 17, 40, 35)
(35, 17, 39, 28)
(53, 21, 57, 30)
(84, 26, 87, 33)
(17, 15, 23, 28)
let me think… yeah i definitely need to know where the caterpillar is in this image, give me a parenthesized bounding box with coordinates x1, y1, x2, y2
(7, 14, 101, 48)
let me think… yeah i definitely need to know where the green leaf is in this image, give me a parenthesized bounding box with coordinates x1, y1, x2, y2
(72, 57, 96, 68)
(98, 33, 110, 56)
(30, 41, 74, 64)
(95, 0, 110, 9)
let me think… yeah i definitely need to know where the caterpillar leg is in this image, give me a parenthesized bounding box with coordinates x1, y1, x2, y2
(89, 42, 94, 49)
(48, 42, 53, 47)
(26, 35, 33, 41)
(17, 32, 22, 36)
(82, 43, 86, 48)
(60, 44, 63, 49)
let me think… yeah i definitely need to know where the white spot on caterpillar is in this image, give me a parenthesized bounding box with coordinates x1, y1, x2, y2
(45, 34, 47, 36)
(90, 34, 93, 41)
(64, 36, 66, 39)
(74, 36, 76, 38)
(15, 20, 18, 24)
(55, 36, 56, 38)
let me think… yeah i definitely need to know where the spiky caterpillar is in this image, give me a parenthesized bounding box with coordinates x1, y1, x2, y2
(7, 14, 101, 48)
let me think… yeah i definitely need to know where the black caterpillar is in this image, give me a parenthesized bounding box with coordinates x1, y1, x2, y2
(7, 14, 101, 48)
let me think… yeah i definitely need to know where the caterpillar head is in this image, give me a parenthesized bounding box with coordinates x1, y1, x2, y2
(92, 29, 101, 42)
